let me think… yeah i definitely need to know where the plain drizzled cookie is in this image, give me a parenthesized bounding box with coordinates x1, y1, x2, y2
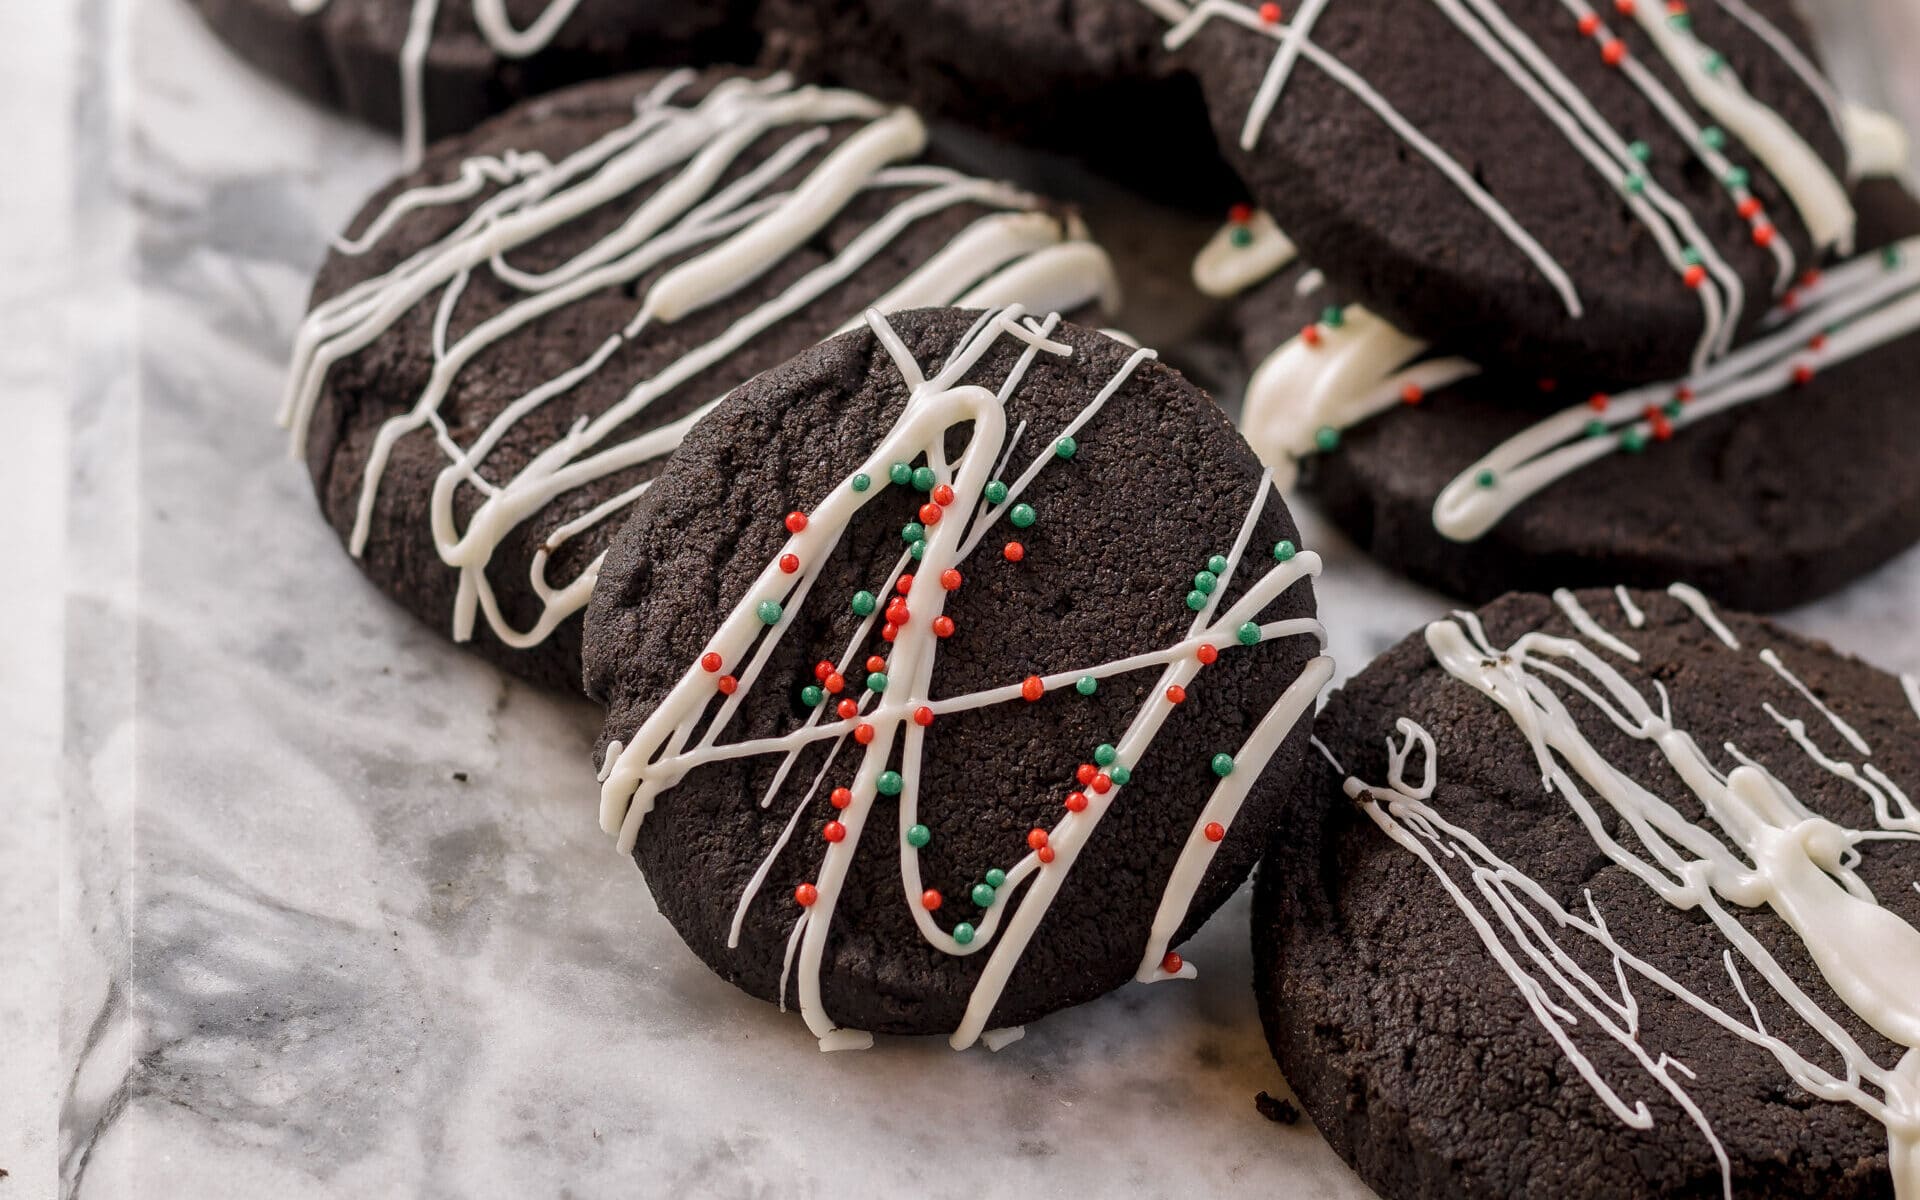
(586, 307, 1331, 1049)
(284, 69, 1119, 691)
(1261, 587, 1920, 1199)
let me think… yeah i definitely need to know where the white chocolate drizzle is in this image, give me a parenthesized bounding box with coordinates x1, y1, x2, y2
(1667, 582, 1740, 648)
(1346, 593, 1920, 1197)
(1905, 675, 1920, 725)
(278, 72, 1118, 657)
(597, 306, 1332, 1051)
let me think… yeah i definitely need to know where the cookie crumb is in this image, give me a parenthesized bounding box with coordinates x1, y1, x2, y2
(1255, 1091, 1299, 1125)
(452, 771, 468, 783)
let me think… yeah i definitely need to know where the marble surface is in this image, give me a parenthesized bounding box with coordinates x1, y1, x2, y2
(24, 0, 1920, 1196)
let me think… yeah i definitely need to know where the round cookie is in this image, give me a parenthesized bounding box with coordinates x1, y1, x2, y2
(754, 0, 1241, 207)
(585, 307, 1332, 1048)
(1260, 586, 1920, 1200)
(188, 0, 755, 161)
(284, 69, 1120, 692)
(1238, 178, 1920, 612)
(1157, 0, 1854, 380)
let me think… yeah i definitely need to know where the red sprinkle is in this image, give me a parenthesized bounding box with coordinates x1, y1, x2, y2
(1792, 364, 1815, 386)
(701, 652, 723, 673)
(1683, 264, 1708, 289)
(886, 598, 911, 626)
(895, 575, 913, 595)
(854, 723, 876, 745)
(784, 511, 808, 534)
(1577, 12, 1600, 36)
(866, 655, 887, 674)
(913, 706, 934, 727)
(1752, 223, 1775, 247)
(1737, 197, 1763, 220)
(1166, 684, 1188, 705)
(1800, 268, 1823, 289)
(919, 502, 942, 526)
(1196, 643, 1218, 665)
(1090, 773, 1113, 795)
(1021, 676, 1045, 702)
(931, 483, 955, 507)
(1065, 791, 1089, 813)
(1003, 541, 1025, 563)
(1037, 846, 1056, 864)
(836, 699, 859, 719)
(1229, 202, 1254, 224)
(1809, 333, 1828, 352)
(814, 660, 834, 681)
(881, 622, 899, 643)
(1076, 764, 1098, 786)
(794, 883, 819, 907)
(1258, 2, 1282, 25)
(824, 672, 845, 695)
(1027, 828, 1050, 851)
(1674, 385, 1695, 404)
(1401, 383, 1424, 405)
(1204, 822, 1226, 842)
(779, 553, 800, 574)
(1601, 39, 1626, 65)
(1650, 414, 1674, 442)
(940, 568, 963, 591)
(1588, 392, 1611, 412)
(1161, 951, 1184, 974)
(717, 675, 739, 695)
(830, 787, 853, 810)
(1301, 324, 1323, 348)
(1614, 0, 1635, 13)
(932, 615, 956, 638)
(922, 889, 942, 911)
(822, 821, 846, 844)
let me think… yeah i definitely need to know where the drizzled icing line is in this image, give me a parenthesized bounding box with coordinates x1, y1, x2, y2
(279, 72, 1117, 655)
(1346, 593, 1920, 1197)
(597, 306, 1331, 1051)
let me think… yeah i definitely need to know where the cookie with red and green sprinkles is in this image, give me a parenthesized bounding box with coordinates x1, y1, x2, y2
(583, 305, 1330, 1048)
(1152, 0, 1854, 381)
(1283, 176, 1920, 612)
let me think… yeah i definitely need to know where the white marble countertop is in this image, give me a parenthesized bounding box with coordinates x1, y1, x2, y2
(8, 1, 1917, 1196)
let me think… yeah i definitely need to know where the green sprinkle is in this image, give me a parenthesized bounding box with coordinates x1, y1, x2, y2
(1623, 172, 1647, 195)
(1185, 590, 1208, 612)
(1703, 51, 1727, 74)
(952, 922, 976, 945)
(971, 883, 997, 907)
(1885, 245, 1906, 269)
(1108, 765, 1132, 786)
(1207, 554, 1229, 575)
(1628, 139, 1652, 163)
(1010, 503, 1037, 529)
(1075, 675, 1098, 696)
(984, 868, 1006, 888)
(909, 539, 926, 561)
(1620, 427, 1650, 454)
(1475, 469, 1497, 489)
(1272, 539, 1297, 562)
(1229, 226, 1253, 248)
(756, 600, 783, 625)
(911, 466, 937, 492)
(1585, 419, 1610, 439)
(1236, 621, 1262, 647)
(1700, 126, 1726, 151)
(1663, 399, 1684, 418)
(889, 462, 913, 487)
(1321, 305, 1346, 329)
(1210, 753, 1236, 778)
(902, 521, 925, 543)
(851, 590, 877, 616)
(867, 671, 889, 694)
(1055, 436, 1078, 459)
(1722, 166, 1749, 191)
(1194, 570, 1218, 595)
(1667, 11, 1692, 30)
(1094, 743, 1118, 766)
(876, 770, 903, 796)
(1681, 245, 1704, 266)
(801, 685, 824, 707)
(1313, 426, 1341, 453)
(906, 824, 932, 848)
(984, 480, 1009, 505)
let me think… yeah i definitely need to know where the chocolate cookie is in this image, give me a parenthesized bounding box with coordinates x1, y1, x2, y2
(1260, 586, 1920, 1200)
(1157, 0, 1855, 380)
(755, 0, 1240, 206)
(188, 0, 755, 160)
(284, 69, 1120, 692)
(584, 307, 1332, 1048)
(1224, 178, 1920, 611)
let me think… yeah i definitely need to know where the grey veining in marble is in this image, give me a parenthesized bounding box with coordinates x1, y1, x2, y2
(28, 0, 1920, 1195)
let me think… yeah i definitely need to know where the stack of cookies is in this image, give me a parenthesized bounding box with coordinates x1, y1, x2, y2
(195, 1, 1920, 1195)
